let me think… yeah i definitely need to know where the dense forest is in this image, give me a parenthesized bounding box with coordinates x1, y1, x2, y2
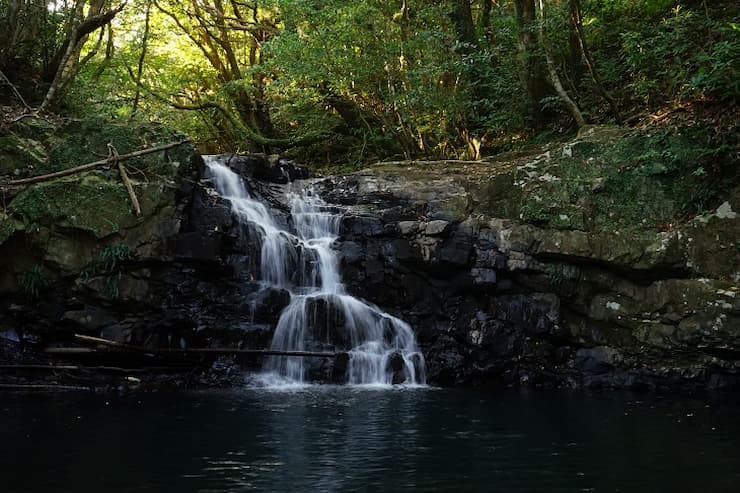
(1, 0, 738, 164)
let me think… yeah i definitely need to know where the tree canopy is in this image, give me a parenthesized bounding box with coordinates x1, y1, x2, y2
(1, 0, 738, 163)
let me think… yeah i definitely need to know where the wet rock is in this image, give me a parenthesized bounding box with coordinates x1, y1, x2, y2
(381, 239, 415, 262)
(339, 241, 364, 264)
(398, 221, 419, 236)
(225, 154, 311, 184)
(62, 307, 117, 331)
(388, 351, 405, 372)
(199, 356, 247, 387)
(100, 324, 134, 344)
(173, 232, 224, 261)
(365, 259, 385, 284)
(471, 268, 497, 285)
(437, 232, 473, 266)
(424, 220, 450, 236)
(342, 215, 384, 237)
(575, 347, 623, 374)
(3, 142, 739, 392)
(305, 295, 352, 348)
(332, 352, 350, 383)
(387, 351, 407, 384)
(247, 288, 291, 324)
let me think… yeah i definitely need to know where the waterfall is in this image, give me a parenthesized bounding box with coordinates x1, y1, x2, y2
(205, 156, 426, 386)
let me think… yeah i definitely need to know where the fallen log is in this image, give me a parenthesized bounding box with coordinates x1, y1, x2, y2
(373, 159, 484, 167)
(110, 143, 142, 216)
(152, 348, 339, 357)
(0, 364, 191, 373)
(0, 384, 91, 391)
(67, 335, 339, 358)
(44, 347, 98, 354)
(1, 139, 190, 187)
(74, 334, 154, 353)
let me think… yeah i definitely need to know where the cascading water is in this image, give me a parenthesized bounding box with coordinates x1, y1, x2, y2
(205, 156, 426, 386)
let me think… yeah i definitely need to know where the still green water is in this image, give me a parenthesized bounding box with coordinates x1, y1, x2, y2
(2, 386, 739, 492)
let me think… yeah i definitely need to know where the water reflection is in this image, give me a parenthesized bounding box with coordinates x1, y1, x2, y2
(1, 387, 739, 492)
(234, 386, 427, 492)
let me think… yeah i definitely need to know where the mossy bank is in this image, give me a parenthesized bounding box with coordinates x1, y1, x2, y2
(1, 118, 197, 290)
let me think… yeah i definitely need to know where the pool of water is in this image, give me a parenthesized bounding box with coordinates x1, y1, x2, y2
(2, 386, 739, 492)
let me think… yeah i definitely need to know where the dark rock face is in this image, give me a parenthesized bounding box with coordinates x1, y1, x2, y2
(313, 162, 740, 391)
(226, 154, 312, 184)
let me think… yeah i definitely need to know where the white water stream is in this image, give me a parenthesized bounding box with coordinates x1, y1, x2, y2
(205, 156, 425, 385)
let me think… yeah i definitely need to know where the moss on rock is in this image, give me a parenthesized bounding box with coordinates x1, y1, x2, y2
(481, 124, 739, 233)
(0, 134, 47, 176)
(0, 117, 197, 296)
(9, 174, 136, 238)
(2, 117, 193, 179)
(2, 116, 196, 239)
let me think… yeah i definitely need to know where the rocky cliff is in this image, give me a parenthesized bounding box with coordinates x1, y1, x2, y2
(319, 125, 740, 390)
(1, 121, 738, 391)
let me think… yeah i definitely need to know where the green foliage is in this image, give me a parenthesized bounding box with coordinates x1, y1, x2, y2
(688, 24, 740, 98)
(603, 125, 737, 216)
(0, 1, 68, 98)
(81, 244, 134, 298)
(5, 0, 738, 163)
(587, 2, 740, 106)
(19, 264, 47, 299)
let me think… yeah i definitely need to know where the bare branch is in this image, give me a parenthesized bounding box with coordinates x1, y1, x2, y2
(2, 140, 191, 187)
(0, 70, 31, 110)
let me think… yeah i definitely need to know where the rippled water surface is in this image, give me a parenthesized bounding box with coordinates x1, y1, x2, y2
(2, 386, 739, 492)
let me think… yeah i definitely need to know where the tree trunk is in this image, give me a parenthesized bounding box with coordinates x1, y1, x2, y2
(93, 25, 116, 80)
(480, 0, 495, 48)
(40, 0, 86, 107)
(514, 0, 549, 124)
(131, 0, 152, 119)
(537, 0, 586, 128)
(41, 1, 124, 111)
(397, 0, 414, 70)
(451, 0, 487, 137)
(451, 0, 477, 50)
(570, 0, 621, 122)
(0, 0, 21, 66)
(156, 0, 273, 145)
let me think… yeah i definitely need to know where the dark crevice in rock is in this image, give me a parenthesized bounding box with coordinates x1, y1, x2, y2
(534, 252, 695, 286)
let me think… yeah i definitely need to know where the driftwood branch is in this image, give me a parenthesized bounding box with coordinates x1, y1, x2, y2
(73, 334, 155, 353)
(66, 334, 339, 358)
(43, 347, 97, 354)
(151, 348, 339, 357)
(1, 139, 190, 187)
(0, 364, 191, 373)
(0, 69, 31, 109)
(109, 143, 142, 216)
(44, 346, 338, 358)
(0, 384, 91, 391)
(373, 159, 485, 167)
